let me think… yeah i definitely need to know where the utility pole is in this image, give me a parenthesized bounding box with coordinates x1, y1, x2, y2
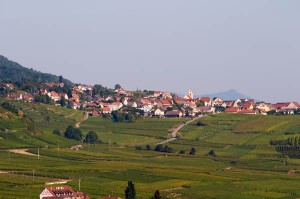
(109, 137, 112, 150)
(32, 170, 35, 181)
(78, 177, 81, 191)
(38, 148, 40, 160)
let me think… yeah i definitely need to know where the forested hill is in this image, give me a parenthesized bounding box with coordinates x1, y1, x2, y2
(0, 55, 73, 85)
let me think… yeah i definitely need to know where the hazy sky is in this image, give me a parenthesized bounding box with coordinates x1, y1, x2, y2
(1, 1, 300, 102)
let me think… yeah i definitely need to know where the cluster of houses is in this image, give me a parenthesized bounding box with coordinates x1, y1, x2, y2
(4, 82, 300, 117)
(40, 186, 122, 199)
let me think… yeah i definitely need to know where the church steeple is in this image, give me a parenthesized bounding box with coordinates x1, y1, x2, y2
(184, 90, 194, 100)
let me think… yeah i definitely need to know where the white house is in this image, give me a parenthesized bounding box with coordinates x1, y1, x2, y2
(154, 108, 165, 117)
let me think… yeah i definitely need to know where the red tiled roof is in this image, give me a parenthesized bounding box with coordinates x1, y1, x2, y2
(160, 100, 171, 105)
(102, 107, 111, 112)
(273, 103, 290, 109)
(200, 97, 211, 103)
(238, 109, 256, 114)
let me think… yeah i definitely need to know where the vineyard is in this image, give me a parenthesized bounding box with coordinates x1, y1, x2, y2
(2, 107, 300, 198)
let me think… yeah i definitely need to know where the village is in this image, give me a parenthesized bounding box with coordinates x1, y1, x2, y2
(3, 82, 300, 119)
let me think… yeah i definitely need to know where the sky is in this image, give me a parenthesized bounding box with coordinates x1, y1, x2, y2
(1, 1, 300, 102)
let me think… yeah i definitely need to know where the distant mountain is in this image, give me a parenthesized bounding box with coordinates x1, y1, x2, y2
(0, 55, 73, 85)
(195, 89, 252, 101)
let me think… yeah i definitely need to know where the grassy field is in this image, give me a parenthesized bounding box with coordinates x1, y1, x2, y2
(2, 103, 300, 198)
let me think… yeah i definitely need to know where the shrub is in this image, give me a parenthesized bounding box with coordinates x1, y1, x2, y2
(189, 147, 196, 155)
(84, 131, 98, 144)
(197, 121, 206, 126)
(135, 145, 142, 150)
(53, 129, 61, 136)
(64, 125, 82, 141)
(146, 144, 151, 151)
(207, 150, 216, 157)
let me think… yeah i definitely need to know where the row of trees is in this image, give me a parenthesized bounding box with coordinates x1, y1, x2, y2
(135, 144, 197, 155)
(270, 137, 300, 146)
(54, 125, 99, 144)
(112, 110, 143, 123)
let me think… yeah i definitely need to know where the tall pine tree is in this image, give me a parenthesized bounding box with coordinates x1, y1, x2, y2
(151, 190, 161, 199)
(125, 181, 136, 199)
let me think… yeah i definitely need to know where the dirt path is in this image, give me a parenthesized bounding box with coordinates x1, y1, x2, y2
(45, 179, 73, 185)
(160, 187, 184, 192)
(156, 115, 206, 145)
(8, 149, 38, 157)
(65, 112, 77, 119)
(75, 112, 89, 128)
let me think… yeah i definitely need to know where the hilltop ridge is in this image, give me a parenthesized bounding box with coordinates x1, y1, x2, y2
(0, 55, 73, 85)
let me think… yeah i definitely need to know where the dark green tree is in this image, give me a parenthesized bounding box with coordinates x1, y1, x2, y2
(84, 131, 98, 144)
(64, 125, 82, 141)
(59, 75, 63, 83)
(197, 121, 206, 126)
(53, 129, 61, 136)
(207, 150, 216, 157)
(125, 181, 136, 199)
(189, 147, 196, 155)
(115, 84, 121, 90)
(146, 144, 151, 151)
(60, 96, 67, 107)
(196, 100, 205, 107)
(154, 144, 163, 152)
(151, 190, 161, 199)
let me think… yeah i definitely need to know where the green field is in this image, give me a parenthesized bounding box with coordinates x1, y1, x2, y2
(2, 103, 300, 198)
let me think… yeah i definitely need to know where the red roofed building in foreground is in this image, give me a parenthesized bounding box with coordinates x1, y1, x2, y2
(40, 186, 90, 199)
(238, 109, 257, 115)
(225, 108, 240, 113)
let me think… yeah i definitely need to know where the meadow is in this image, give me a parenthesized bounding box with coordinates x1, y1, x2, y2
(1, 103, 300, 198)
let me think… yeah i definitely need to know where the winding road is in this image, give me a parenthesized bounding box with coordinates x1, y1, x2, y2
(75, 112, 89, 128)
(156, 115, 205, 145)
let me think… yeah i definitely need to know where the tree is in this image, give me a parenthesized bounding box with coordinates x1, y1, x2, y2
(189, 147, 196, 155)
(179, 149, 185, 154)
(115, 84, 121, 90)
(154, 144, 163, 152)
(146, 144, 151, 151)
(197, 121, 206, 126)
(59, 75, 63, 83)
(84, 131, 98, 144)
(166, 107, 173, 111)
(67, 89, 73, 98)
(135, 145, 142, 150)
(163, 145, 173, 153)
(60, 96, 67, 107)
(125, 181, 136, 199)
(64, 125, 82, 141)
(53, 129, 61, 136)
(196, 100, 205, 107)
(151, 190, 161, 199)
(207, 150, 216, 157)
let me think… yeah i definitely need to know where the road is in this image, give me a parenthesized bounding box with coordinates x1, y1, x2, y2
(8, 149, 38, 156)
(156, 115, 205, 145)
(75, 112, 89, 128)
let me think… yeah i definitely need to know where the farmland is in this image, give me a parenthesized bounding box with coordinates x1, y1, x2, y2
(1, 104, 300, 198)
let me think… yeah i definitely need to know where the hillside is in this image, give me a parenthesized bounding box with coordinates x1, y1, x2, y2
(0, 55, 73, 85)
(196, 89, 251, 101)
(1, 111, 300, 198)
(0, 100, 84, 149)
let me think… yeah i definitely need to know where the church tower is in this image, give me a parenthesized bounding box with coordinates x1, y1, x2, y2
(184, 90, 194, 100)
